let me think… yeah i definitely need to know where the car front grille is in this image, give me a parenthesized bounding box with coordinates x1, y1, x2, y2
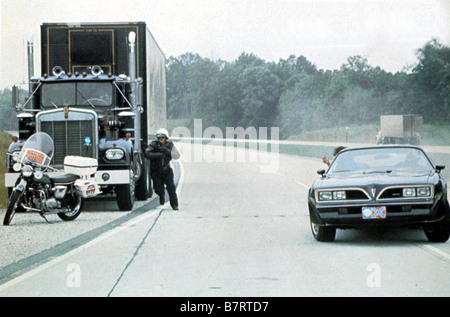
(345, 189, 371, 200)
(318, 204, 430, 215)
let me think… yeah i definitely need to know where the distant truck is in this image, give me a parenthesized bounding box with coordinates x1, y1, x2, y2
(377, 115, 423, 145)
(5, 22, 166, 211)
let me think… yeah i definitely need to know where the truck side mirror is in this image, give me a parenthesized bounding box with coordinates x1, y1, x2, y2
(317, 169, 326, 176)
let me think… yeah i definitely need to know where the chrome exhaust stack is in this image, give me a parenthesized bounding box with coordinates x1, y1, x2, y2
(128, 31, 143, 180)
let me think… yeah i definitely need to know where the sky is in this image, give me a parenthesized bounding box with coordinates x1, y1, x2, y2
(0, 0, 449, 89)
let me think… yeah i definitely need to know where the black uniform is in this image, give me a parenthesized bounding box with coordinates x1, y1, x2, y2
(144, 139, 180, 209)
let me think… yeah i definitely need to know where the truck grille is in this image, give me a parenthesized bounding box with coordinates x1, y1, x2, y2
(37, 109, 97, 166)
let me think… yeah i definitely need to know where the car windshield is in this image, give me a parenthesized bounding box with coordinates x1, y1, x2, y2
(41, 82, 113, 108)
(328, 147, 434, 174)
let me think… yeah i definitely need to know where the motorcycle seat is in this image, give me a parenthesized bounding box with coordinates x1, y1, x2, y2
(51, 173, 79, 184)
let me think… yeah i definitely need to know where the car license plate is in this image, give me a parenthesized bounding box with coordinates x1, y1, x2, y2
(362, 206, 386, 219)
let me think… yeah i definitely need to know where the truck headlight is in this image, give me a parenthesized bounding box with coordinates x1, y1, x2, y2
(105, 149, 124, 160)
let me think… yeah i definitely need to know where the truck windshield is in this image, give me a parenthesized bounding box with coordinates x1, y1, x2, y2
(41, 82, 113, 108)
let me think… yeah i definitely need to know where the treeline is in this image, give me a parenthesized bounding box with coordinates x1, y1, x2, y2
(166, 39, 449, 138)
(0, 39, 448, 138)
(0, 88, 19, 131)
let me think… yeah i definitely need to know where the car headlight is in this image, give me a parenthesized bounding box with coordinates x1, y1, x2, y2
(22, 165, 33, 177)
(402, 188, 416, 197)
(402, 187, 432, 198)
(105, 149, 124, 160)
(333, 191, 346, 200)
(417, 187, 431, 197)
(318, 191, 333, 201)
(318, 190, 347, 201)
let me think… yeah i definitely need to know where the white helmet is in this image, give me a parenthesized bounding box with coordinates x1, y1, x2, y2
(156, 128, 169, 139)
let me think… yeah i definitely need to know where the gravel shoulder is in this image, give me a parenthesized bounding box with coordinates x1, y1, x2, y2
(0, 162, 181, 284)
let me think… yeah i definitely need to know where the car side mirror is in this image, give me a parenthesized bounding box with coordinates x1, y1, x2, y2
(317, 169, 326, 176)
(436, 165, 445, 173)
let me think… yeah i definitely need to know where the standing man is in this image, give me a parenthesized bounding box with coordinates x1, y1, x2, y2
(145, 128, 180, 210)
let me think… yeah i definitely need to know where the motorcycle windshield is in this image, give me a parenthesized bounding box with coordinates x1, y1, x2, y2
(19, 132, 54, 167)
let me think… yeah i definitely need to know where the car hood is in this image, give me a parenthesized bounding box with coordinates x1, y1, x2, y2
(315, 170, 438, 189)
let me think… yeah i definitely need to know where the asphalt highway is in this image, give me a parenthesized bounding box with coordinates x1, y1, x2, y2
(0, 143, 449, 297)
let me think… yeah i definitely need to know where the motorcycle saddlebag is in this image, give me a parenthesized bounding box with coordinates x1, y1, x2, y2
(74, 179, 101, 198)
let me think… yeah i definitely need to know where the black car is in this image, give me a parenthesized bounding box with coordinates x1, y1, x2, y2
(308, 145, 450, 242)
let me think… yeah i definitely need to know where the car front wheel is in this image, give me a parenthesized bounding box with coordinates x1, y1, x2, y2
(310, 218, 336, 242)
(424, 218, 450, 243)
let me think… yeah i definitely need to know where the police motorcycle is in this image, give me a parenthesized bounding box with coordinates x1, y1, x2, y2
(4, 132, 101, 225)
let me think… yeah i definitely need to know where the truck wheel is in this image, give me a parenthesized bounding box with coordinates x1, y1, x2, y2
(136, 160, 150, 200)
(116, 171, 135, 211)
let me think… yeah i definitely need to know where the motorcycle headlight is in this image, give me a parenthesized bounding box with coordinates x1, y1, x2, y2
(13, 163, 21, 172)
(105, 149, 124, 160)
(34, 170, 43, 180)
(22, 165, 33, 177)
(11, 151, 21, 163)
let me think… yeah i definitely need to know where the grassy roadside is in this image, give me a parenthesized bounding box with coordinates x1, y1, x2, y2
(287, 124, 450, 146)
(174, 137, 450, 181)
(283, 124, 449, 180)
(0, 131, 12, 209)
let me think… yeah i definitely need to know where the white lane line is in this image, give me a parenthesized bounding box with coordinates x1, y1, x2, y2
(421, 245, 450, 262)
(0, 207, 162, 293)
(176, 159, 185, 196)
(254, 162, 310, 188)
(296, 181, 310, 190)
(254, 164, 283, 176)
(0, 160, 186, 293)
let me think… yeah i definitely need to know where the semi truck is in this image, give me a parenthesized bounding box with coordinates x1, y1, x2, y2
(5, 22, 167, 211)
(378, 115, 423, 145)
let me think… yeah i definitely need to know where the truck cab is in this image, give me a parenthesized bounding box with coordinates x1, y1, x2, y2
(5, 22, 167, 211)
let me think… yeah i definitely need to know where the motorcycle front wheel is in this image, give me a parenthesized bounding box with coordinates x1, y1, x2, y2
(4, 189, 24, 226)
(57, 195, 83, 221)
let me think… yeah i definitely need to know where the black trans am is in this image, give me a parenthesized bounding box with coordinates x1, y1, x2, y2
(308, 145, 450, 242)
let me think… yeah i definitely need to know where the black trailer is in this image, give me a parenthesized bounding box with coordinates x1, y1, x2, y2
(6, 22, 167, 211)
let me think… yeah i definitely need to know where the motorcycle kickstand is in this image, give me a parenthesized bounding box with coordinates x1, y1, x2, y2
(39, 212, 50, 224)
